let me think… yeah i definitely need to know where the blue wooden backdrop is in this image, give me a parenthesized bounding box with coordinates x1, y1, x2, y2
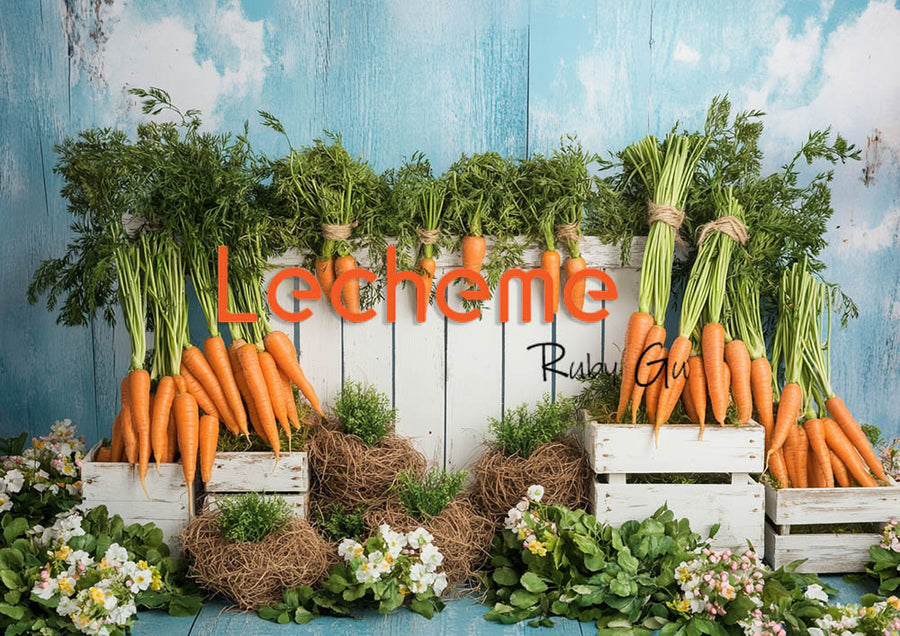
(1, 0, 898, 445)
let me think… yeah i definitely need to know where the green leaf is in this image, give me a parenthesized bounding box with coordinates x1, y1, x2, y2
(0, 571, 23, 590)
(617, 549, 640, 574)
(520, 572, 548, 593)
(509, 589, 540, 609)
(0, 549, 23, 571)
(167, 595, 203, 617)
(410, 598, 436, 619)
(294, 607, 314, 624)
(2, 519, 29, 544)
(491, 567, 519, 587)
(0, 604, 24, 620)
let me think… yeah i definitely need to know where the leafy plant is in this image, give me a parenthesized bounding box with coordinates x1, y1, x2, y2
(312, 503, 367, 543)
(332, 382, 396, 447)
(394, 468, 467, 520)
(216, 493, 293, 543)
(866, 520, 900, 596)
(489, 395, 576, 458)
(0, 432, 28, 457)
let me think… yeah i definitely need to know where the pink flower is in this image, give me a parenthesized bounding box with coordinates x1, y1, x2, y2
(40, 570, 49, 580)
(40, 582, 48, 589)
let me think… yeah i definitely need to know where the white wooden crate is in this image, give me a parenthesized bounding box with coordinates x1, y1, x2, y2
(200, 452, 310, 519)
(763, 478, 900, 573)
(79, 443, 195, 553)
(584, 418, 766, 551)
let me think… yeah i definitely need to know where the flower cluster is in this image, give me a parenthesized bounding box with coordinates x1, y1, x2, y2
(338, 524, 448, 597)
(29, 512, 162, 636)
(879, 519, 900, 553)
(503, 485, 556, 557)
(879, 439, 900, 482)
(1, 419, 85, 511)
(809, 596, 900, 636)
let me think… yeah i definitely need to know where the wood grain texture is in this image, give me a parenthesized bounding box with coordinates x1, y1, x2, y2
(203, 451, 309, 493)
(763, 477, 900, 525)
(764, 523, 881, 574)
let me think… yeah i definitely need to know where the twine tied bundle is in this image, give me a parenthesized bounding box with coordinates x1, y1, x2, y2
(415, 227, 440, 245)
(554, 221, 581, 244)
(322, 220, 358, 241)
(696, 215, 749, 246)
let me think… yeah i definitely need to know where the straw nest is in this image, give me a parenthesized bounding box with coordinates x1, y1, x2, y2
(364, 497, 494, 588)
(307, 423, 427, 508)
(181, 513, 332, 611)
(470, 436, 591, 523)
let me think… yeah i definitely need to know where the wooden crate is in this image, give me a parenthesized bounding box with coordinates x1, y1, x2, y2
(763, 478, 900, 573)
(79, 443, 196, 553)
(584, 419, 766, 551)
(200, 451, 310, 518)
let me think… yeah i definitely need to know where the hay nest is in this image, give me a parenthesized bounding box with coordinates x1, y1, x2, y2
(364, 497, 494, 588)
(470, 436, 590, 523)
(181, 513, 331, 611)
(307, 423, 426, 508)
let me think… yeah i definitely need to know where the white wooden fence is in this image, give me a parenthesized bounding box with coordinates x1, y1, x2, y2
(264, 238, 644, 470)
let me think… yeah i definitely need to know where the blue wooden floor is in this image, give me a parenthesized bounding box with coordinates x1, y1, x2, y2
(131, 576, 878, 635)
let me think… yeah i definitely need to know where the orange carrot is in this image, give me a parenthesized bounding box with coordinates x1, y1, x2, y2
(150, 376, 176, 472)
(656, 335, 691, 427)
(792, 424, 809, 488)
(173, 374, 187, 395)
(829, 449, 852, 487)
(682, 372, 699, 424)
(616, 312, 655, 421)
(721, 363, 731, 425)
(111, 413, 124, 463)
(237, 343, 280, 459)
(280, 368, 300, 429)
(182, 346, 237, 432)
(204, 336, 249, 438)
(688, 356, 707, 438)
(198, 414, 219, 484)
(315, 257, 335, 299)
(180, 364, 229, 433)
(174, 392, 199, 516)
(631, 325, 666, 424)
(768, 449, 790, 488)
(808, 451, 825, 488)
(95, 447, 112, 462)
(805, 418, 834, 488)
(229, 341, 265, 444)
(750, 358, 775, 448)
(165, 412, 177, 463)
(259, 351, 291, 441)
(129, 369, 151, 497)
(825, 396, 887, 482)
(725, 340, 752, 426)
(334, 255, 361, 314)
(120, 377, 137, 466)
(541, 250, 561, 314)
(768, 383, 802, 460)
(823, 418, 878, 487)
(419, 257, 436, 295)
(564, 256, 587, 312)
(461, 235, 487, 285)
(702, 323, 728, 425)
(263, 330, 324, 417)
(646, 347, 667, 426)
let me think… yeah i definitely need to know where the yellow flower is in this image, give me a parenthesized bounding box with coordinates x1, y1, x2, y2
(89, 587, 105, 604)
(675, 565, 691, 584)
(399, 584, 409, 595)
(517, 529, 527, 541)
(887, 596, 900, 610)
(674, 599, 691, 613)
(151, 574, 163, 591)
(58, 578, 75, 596)
(74, 614, 90, 628)
(54, 546, 72, 561)
(137, 560, 148, 570)
(527, 540, 547, 557)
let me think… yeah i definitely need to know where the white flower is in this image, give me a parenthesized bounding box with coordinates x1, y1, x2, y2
(367, 550, 384, 565)
(381, 528, 407, 556)
(806, 629, 824, 636)
(432, 572, 448, 596)
(504, 508, 523, 530)
(527, 485, 544, 502)
(56, 575, 78, 597)
(129, 567, 153, 592)
(109, 602, 136, 625)
(103, 544, 128, 567)
(338, 539, 363, 561)
(66, 550, 94, 568)
(406, 528, 434, 549)
(0, 494, 11, 513)
(804, 583, 829, 602)
(32, 577, 59, 600)
(57, 595, 78, 616)
(3, 469, 24, 493)
(419, 543, 444, 572)
(410, 579, 427, 594)
(515, 500, 529, 512)
(409, 562, 427, 582)
(354, 561, 380, 583)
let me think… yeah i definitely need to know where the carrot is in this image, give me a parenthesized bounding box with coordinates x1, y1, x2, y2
(825, 396, 887, 482)
(204, 336, 249, 438)
(792, 424, 809, 488)
(702, 323, 728, 425)
(646, 347, 667, 426)
(96, 447, 112, 462)
(829, 449, 852, 487)
(165, 412, 178, 463)
(174, 392, 199, 516)
(129, 369, 151, 497)
(315, 257, 335, 299)
(631, 325, 666, 424)
(259, 351, 291, 441)
(461, 235, 487, 285)
(782, 430, 797, 488)
(182, 346, 237, 432)
(750, 358, 775, 448)
(237, 343, 281, 459)
(173, 374, 187, 395)
(111, 413, 125, 463)
(721, 363, 731, 425)
(150, 376, 176, 472)
(768, 449, 790, 488)
(681, 372, 699, 424)
(419, 257, 437, 294)
(229, 341, 266, 444)
(656, 335, 691, 427)
(805, 418, 834, 488)
(541, 249, 561, 314)
(280, 368, 300, 429)
(263, 330, 324, 417)
(564, 256, 587, 312)
(180, 364, 227, 429)
(823, 418, 878, 487)
(808, 451, 825, 488)
(767, 383, 802, 460)
(198, 414, 219, 484)
(616, 312, 655, 422)
(334, 255, 361, 314)
(725, 340, 752, 426)
(688, 356, 707, 438)
(120, 377, 137, 466)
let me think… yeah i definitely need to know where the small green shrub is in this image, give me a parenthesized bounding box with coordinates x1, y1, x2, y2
(332, 381, 396, 447)
(313, 503, 368, 542)
(489, 395, 576, 458)
(394, 467, 467, 520)
(216, 493, 292, 543)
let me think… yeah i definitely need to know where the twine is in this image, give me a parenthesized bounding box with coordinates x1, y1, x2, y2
(697, 215, 749, 246)
(647, 202, 685, 230)
(416, 227, 440, 245)
(321, 220, 357, 241)
(554, 221, 582, 244)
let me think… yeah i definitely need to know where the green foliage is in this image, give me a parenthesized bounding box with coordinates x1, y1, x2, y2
(312, 503, 367, 543)
(394, 468, 467, 520)
(216, 493, 292, 543)
(866, 522, 900, 596)
(489, 395, 576, 458)
(0, 432, 28, 457)
(332, 381, 396, 447)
